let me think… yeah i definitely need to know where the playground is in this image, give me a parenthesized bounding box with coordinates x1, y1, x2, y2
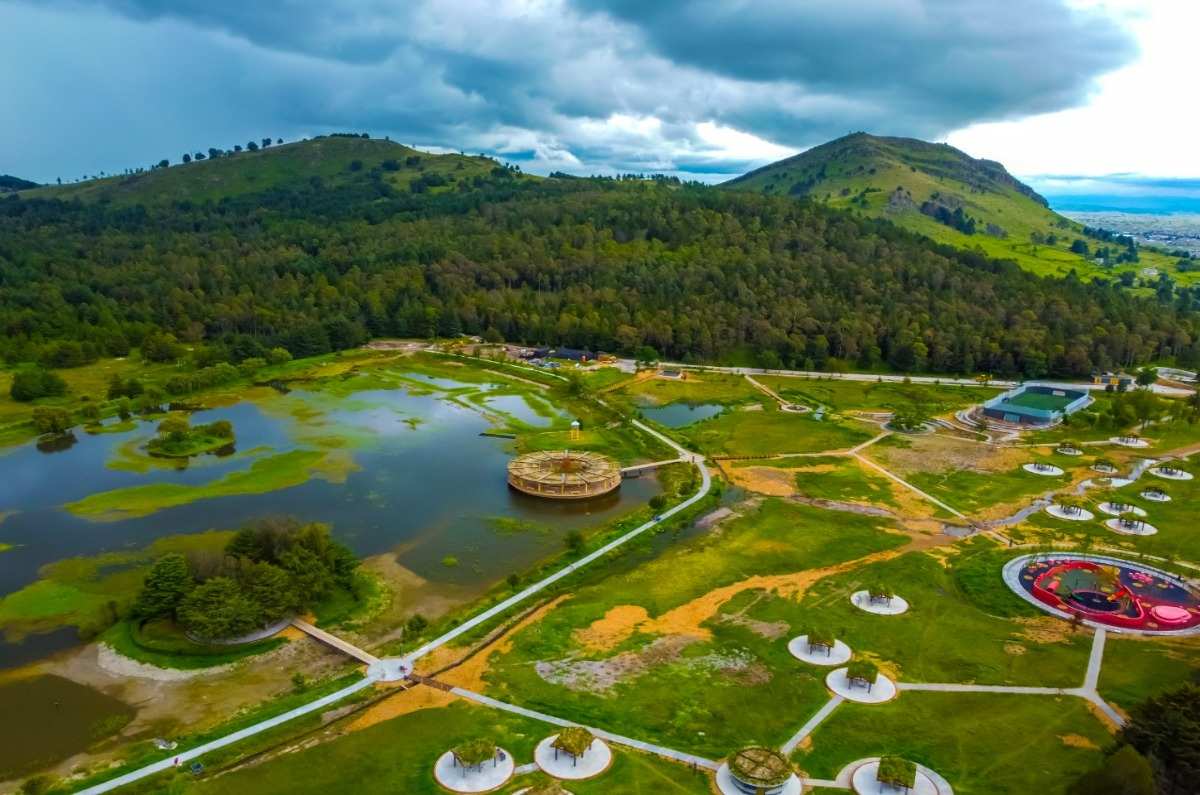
(1007, 555, 1200, 634)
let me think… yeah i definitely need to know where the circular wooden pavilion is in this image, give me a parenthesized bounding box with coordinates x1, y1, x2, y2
(507, 450, 621, 499)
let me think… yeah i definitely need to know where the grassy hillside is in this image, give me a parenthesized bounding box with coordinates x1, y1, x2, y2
(0, 174, 39, 192)
(723, 132, 1192, 286)
(19, 136, 526, 205)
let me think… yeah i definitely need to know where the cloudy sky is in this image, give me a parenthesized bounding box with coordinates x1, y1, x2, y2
(0, 0, 1193, 204)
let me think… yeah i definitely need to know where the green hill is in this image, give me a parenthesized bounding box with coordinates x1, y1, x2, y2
(0, 175, 39, 193)
(19, 136, 522, 205)
(722, 132, 1190, 285)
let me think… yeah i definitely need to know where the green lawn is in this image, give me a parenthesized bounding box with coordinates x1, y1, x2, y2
(757, 377, 999, 416)
(763, 455, 901, 509)
(904, 461, 1074, 517)
(182, 702, 709, 795)
(748, 543, 1095, 687)
(482, 499, 909, 757)
(1098, 636, 1200, 713)
(677, 402, 874, 457)
(797, 692, 1110, 794)
(618, 373, 759, 407)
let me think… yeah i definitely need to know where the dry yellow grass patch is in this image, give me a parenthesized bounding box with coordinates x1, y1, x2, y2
(726, 466, 797, 496)
(578, 545, 918, 648)
(1059, 733, 1100, 750)
(879, 435, 1026, 477)
(347, 682, 458, 731)
(574, 604, 652, 652)
(1013, 616, 1077, 645)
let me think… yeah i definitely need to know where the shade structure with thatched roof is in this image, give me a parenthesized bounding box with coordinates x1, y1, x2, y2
(535, 728, 612, 781)
(435, 739, 515, 793)
(877, 757, 917, 790)
(507, 450, 621, 499)
(726, 746, 794, 795)
(452, 738, 498, 769)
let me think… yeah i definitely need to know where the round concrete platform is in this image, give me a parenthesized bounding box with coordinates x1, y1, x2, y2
(1150, 467, 1193, 481)
(1098, 502, 1147, 518)
(1045, 504, 1094, 522)
(1141, 490, 1172, 502)
(1023, 463, 1064, 476)
(1055, 447, 1083, 456)
(514, 789, 573, 795)
(434, 749, 515, 793)
(849, 760, 946, 795)
(534, 735, 612, 781)
(368, 657, 411, 682)
(851, 590, 909, 615)
(1110, 436, 1150, 448)
(1085, 476, 1132, 489)
(715, 763, 803, 795)
(1092, 464, 1119, 474)
(826, 667, 898, 704)
(788, 635, 852, 666)
(1105, 517, 1158, 536)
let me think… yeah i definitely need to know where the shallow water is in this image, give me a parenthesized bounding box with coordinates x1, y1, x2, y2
(0, 377, 655, 668)
(640, 402, 724, 427)
(0, 674, 134, 779)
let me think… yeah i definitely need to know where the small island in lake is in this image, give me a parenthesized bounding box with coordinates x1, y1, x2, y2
(147, 415, 236, 458)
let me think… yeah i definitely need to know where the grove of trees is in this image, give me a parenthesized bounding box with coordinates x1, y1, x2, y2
(133, 518, 358, 641)
(3, 168, 1200, 379)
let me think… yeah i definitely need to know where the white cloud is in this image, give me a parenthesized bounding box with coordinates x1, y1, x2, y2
(947, 0, 1196, 178)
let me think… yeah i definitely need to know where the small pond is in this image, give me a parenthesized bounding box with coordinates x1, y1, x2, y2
(640, 402, 725, 428)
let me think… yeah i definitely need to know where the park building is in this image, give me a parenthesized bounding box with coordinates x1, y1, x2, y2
(980, 383, 1091, 427)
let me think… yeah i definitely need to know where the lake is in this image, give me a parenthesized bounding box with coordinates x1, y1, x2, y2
(0, 375, 658, 668)
(640, 402, 724, 427)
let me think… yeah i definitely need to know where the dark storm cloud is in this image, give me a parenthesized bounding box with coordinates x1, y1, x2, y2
(0, 0, 1137, 182)
(580, 0, 1137, 140)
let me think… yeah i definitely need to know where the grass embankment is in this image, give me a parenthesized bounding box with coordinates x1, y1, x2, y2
(797, 692, 1108, 794)
(65, 449, 355, 521)
(100, 619, 285, 670)
(483, 499, 908, 758)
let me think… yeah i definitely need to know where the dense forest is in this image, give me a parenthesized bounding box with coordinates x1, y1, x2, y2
(2, 157, 1199, 378)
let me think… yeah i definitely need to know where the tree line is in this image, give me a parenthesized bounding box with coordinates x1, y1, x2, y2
(2, 169, 1199, 379)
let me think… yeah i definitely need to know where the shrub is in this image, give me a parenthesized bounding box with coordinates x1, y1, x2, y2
(10, 368, 67, 401)
(32, 406, 73, 435)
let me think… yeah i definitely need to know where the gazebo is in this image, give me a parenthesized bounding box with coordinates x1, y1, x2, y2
(1118, 434, 1140, 445)
(807, 629, 835, 657)
(1056, 441, 1082, 455)
(846, 660, 879, 693)
(726, 746, 793, 795)
(551, 727, 595, 767)
(452, 739, 501, 772)
(1056, 498, 1084, 518)
(877, 757, 918, 793)
(1092, 458, 1117, 474)
(868, 585, 894, 606)
(1033, 462, 1054, 473)
(1142, 486, 1169, 502)
(1117, 512, 1147, 534)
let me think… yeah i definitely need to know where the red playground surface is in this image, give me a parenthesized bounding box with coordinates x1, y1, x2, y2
(1017, 557, 1200, 632)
